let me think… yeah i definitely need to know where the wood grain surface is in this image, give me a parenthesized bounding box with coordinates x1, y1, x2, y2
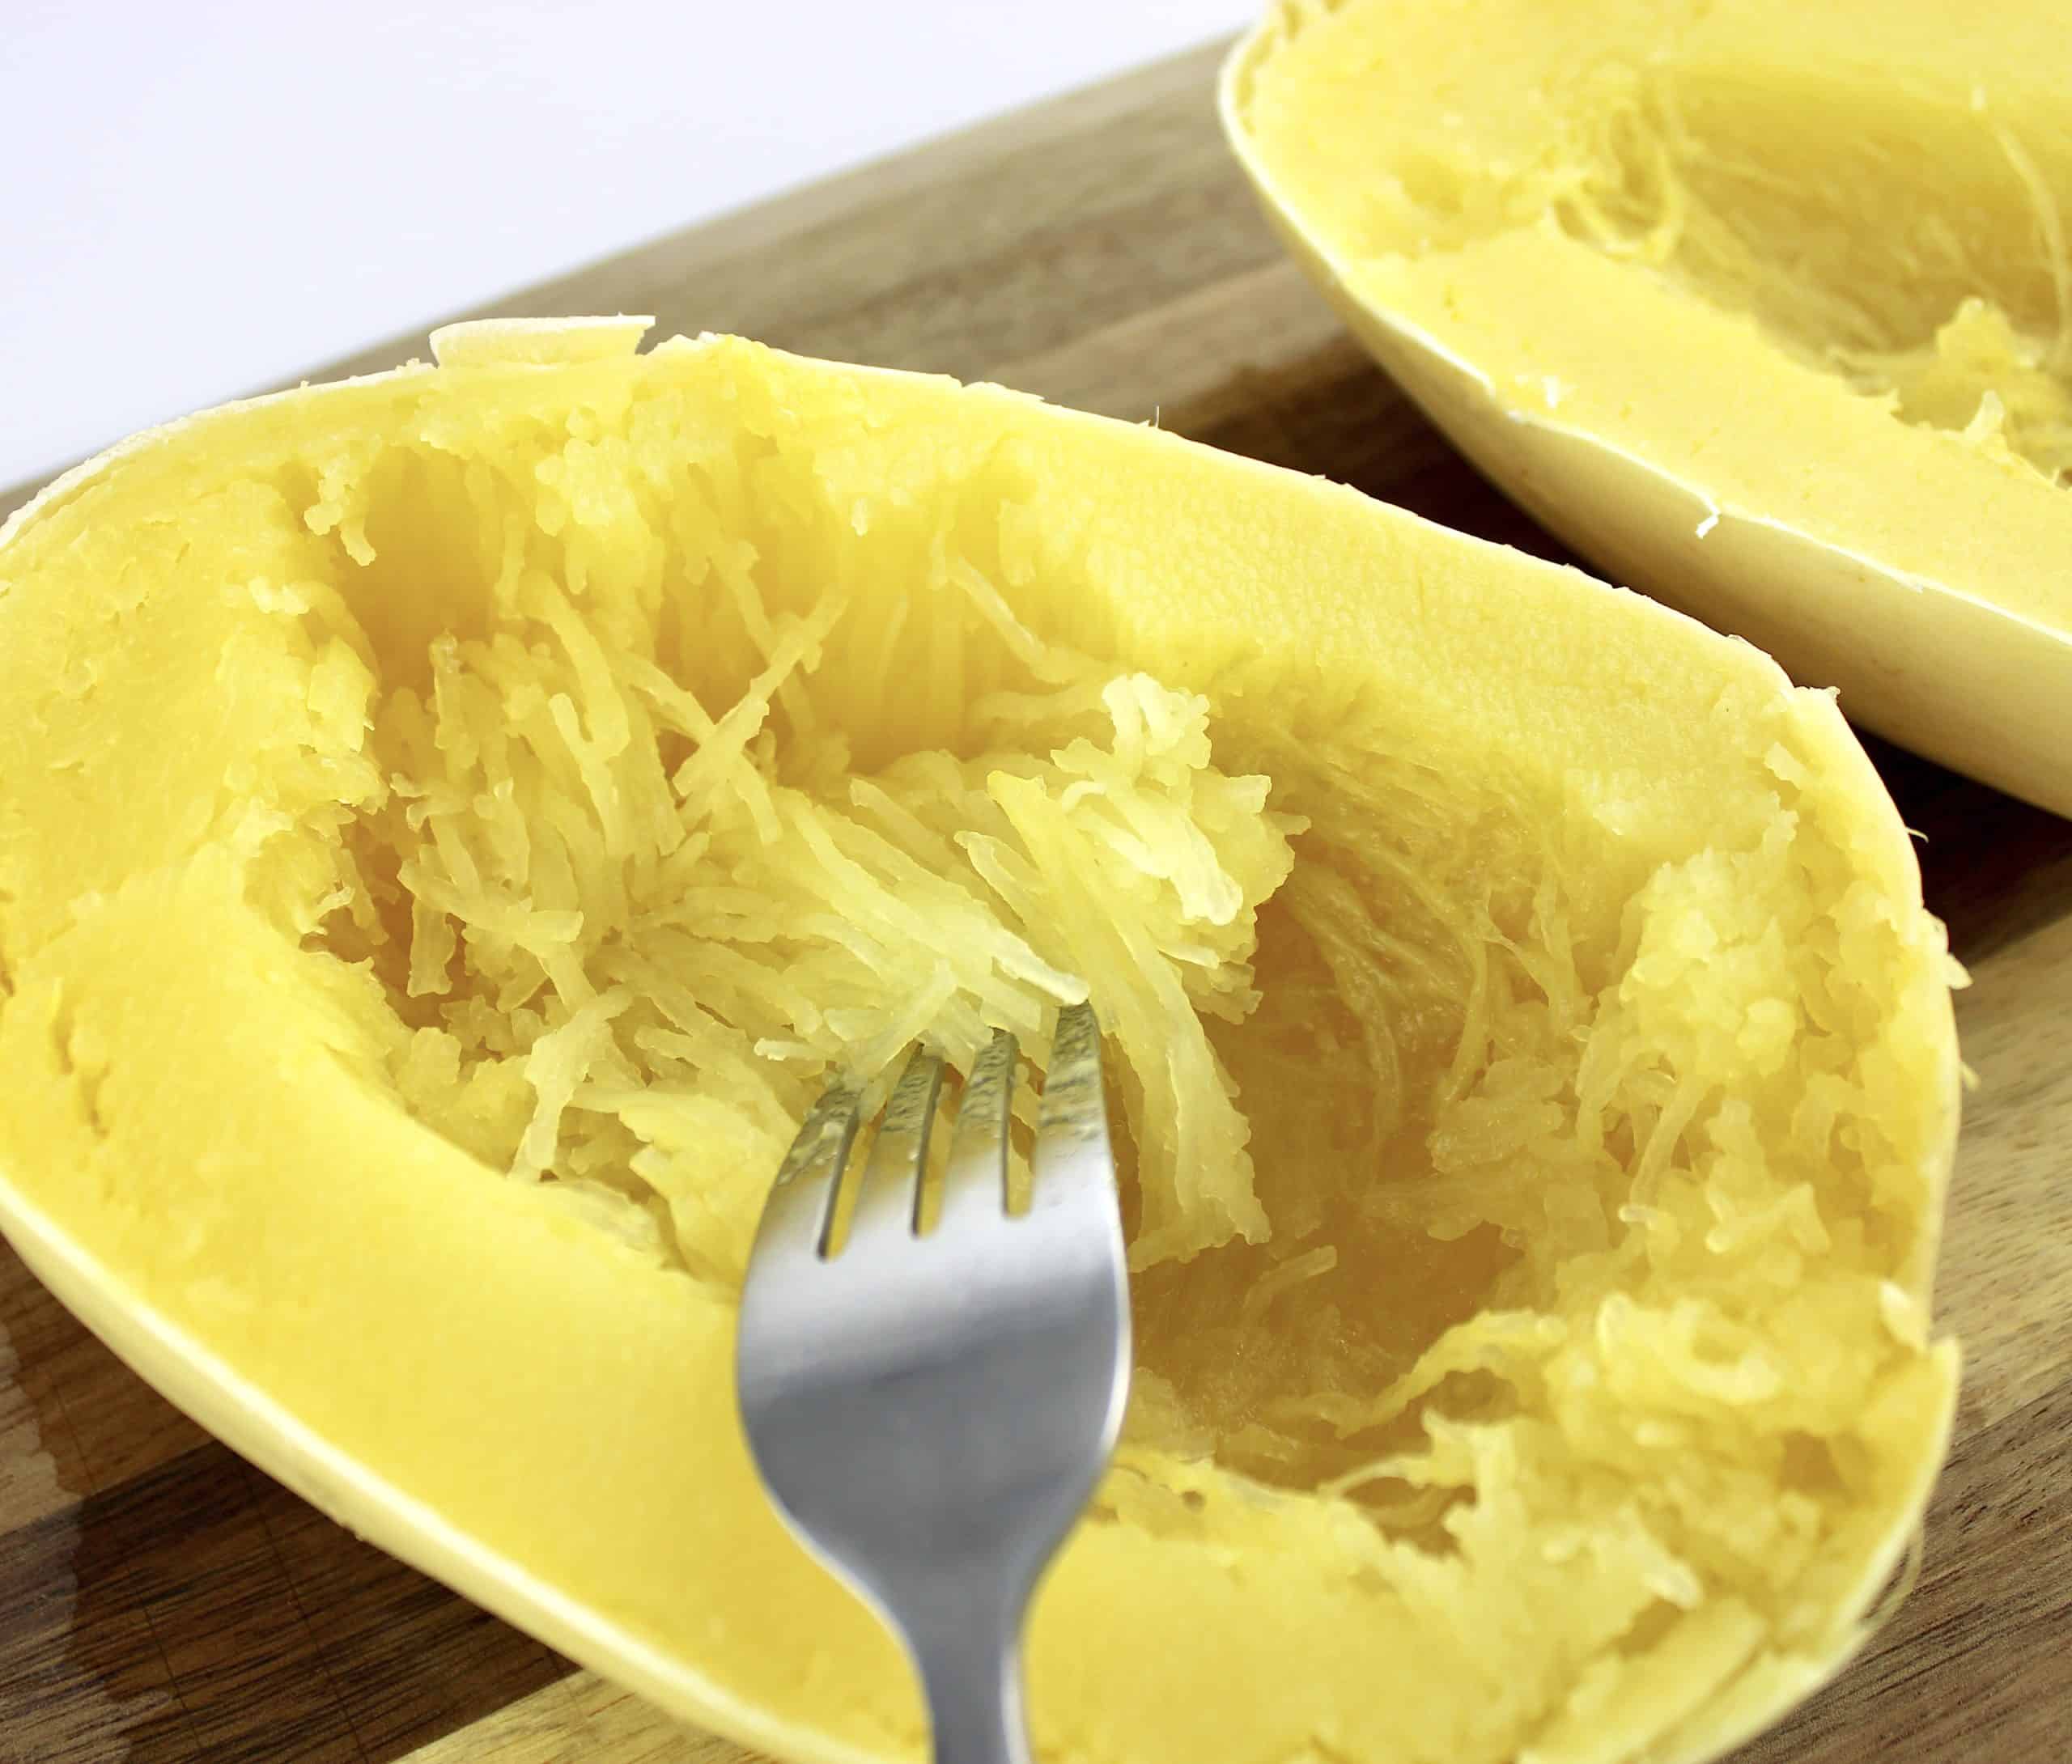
(3, 35, 2070, 1764)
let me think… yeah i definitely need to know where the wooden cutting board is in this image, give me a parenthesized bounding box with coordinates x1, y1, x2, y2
(3, 36, 2069, 1764)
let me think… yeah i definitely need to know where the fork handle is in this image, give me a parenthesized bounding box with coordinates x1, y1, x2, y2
(912, 1617, 1032, 1764)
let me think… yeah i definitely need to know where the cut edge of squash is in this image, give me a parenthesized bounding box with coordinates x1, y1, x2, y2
(0, 1170, 870, 1764)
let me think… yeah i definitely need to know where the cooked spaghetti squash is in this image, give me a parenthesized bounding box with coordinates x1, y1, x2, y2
(0, 321, 1959, 1764)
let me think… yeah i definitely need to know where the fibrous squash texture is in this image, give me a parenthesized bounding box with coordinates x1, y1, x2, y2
(0, 336, 1955, 1764)
(1242, 0, 2072, 485)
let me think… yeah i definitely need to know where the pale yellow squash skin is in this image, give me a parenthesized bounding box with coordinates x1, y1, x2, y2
(0, 322, 1959, 1764)
(1223, 0, 2072, 817)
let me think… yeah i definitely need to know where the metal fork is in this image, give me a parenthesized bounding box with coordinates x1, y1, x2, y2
(736, 1003, 1131, 1764)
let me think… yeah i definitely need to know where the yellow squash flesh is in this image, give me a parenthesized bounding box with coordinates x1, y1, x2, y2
(0, 321, 1959, 1764)
(1222, 0, 2072, 817)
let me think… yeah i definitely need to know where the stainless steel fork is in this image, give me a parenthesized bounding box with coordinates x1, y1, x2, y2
(736, 1003, 1131, 1764)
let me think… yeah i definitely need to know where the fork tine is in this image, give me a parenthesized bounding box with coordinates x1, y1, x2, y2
(754, 1080, 864, 1264)
(736, 992, 1129, 1764)
(937, 1028, 1017, 1228)
(846, 1045, 945, 1245)
(1031, 1001, 1115, 1213)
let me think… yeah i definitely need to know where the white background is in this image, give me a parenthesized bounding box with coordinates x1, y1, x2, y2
(2, 1, 1254, 491)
